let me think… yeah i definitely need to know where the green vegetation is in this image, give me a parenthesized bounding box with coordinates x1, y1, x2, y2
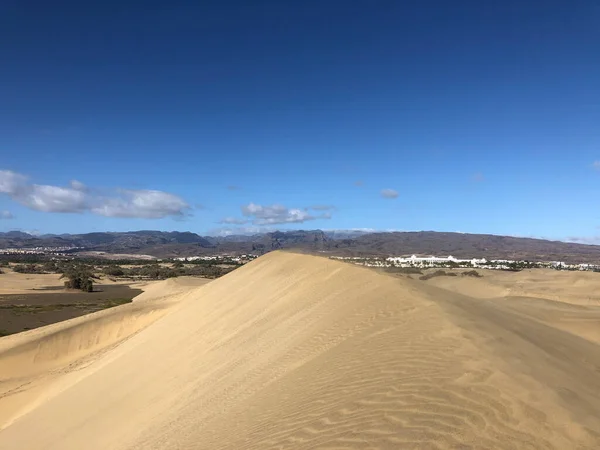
(103, 266, 125, 277)
(419, 270, 458, 281)
(461, 270, 482, 277)
(11, 261, 62, 274)
(61, 264, 95, 292)
(42, 261, 59, 273)
(2, 254, 242, 282)
(12, 263, 44, 274)
(100, 262, 235, 280)
(385, 266, 423, 275)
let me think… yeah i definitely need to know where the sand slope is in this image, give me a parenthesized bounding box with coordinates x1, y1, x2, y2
(424, 268, 600, 305)
(1, 252, 600, 449)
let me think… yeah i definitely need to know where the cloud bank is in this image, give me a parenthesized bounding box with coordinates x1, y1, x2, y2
(0, 170, 189, 219)
(235, 202, 332, 225)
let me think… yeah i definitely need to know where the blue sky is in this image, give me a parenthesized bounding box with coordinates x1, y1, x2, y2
(1, 1, 599, 240)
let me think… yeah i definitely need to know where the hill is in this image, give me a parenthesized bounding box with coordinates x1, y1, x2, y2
(341, 231, 600, 263)
(3, 230, 600, 263)
(1, 252, 600, 448)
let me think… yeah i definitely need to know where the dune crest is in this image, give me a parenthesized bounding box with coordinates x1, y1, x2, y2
(1, 252, 600, 449)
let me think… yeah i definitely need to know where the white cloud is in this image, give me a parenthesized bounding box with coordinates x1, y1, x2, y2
(22, 184, 88, 213)
(565, 236, 600, 245)
(241, 202, 332, 225)
(91, 190, 190, 219)
(218, 217, 249, 225)
(0, 171, 87, 213)
(0, 169, 189, 219)
(70, 180, 87, 191)
(380, 188, 399, 199)
(0, 170, 28, 195)
(0, 210, 13, 219)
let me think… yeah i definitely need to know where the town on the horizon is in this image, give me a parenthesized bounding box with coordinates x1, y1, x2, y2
(329, 255, 600, 272)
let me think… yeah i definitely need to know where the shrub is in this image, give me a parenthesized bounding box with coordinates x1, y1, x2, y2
(104, 266, 125, 277)
(12, 264, 41, 274)
(461, 270, 482, 278)
(387, 267, 423, 275)
(42, 261, 60, 273)
(61, 265, 94, 292)
(419, 270, 457, 281)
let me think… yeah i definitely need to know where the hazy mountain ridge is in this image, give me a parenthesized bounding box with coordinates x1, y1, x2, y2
(2, 230, 600, 263)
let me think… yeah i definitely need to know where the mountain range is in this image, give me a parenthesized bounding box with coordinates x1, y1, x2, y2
(2, 230, 600, 263)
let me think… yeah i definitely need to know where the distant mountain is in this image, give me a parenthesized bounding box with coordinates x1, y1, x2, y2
(2, 229, 600, 263)
(323, 230, 374, 240)
(334, 231, 600, 263)
(0, 231, 215, 254)
(1, 231, 36, 239)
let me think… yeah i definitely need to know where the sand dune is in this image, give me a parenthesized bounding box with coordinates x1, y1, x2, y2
(424, 267, 600, 305)
(1, 252, 600, 449)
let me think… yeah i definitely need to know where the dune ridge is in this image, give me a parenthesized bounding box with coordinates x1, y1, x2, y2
(0, 252, 599, 449)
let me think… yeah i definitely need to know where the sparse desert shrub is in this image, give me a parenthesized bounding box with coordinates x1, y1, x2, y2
(419, 270, 457, 281)
(461, 270, 482, 278)
(104, 266, 125, 277)
(61, 265, 94, 292)
(386, 267, 423, 275)
(12, 264, 42, 274)
(42, 261, 60, 273)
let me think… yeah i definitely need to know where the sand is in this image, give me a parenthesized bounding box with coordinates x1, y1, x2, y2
(1, 252, 600, 449)
(0, 268, 146, 295)
(422, 267, 600, 305)
(0, 270, 67, 295)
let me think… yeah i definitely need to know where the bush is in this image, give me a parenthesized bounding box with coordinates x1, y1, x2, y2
(42, 261, 60, 273)
(104, 266, 125, 277)
(61, 265, 94, 292)
(419, 270, 457, 281)
(461, 270, 482, 278)
(387, 267, 423, 275)
(12, 264, 41, 274)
